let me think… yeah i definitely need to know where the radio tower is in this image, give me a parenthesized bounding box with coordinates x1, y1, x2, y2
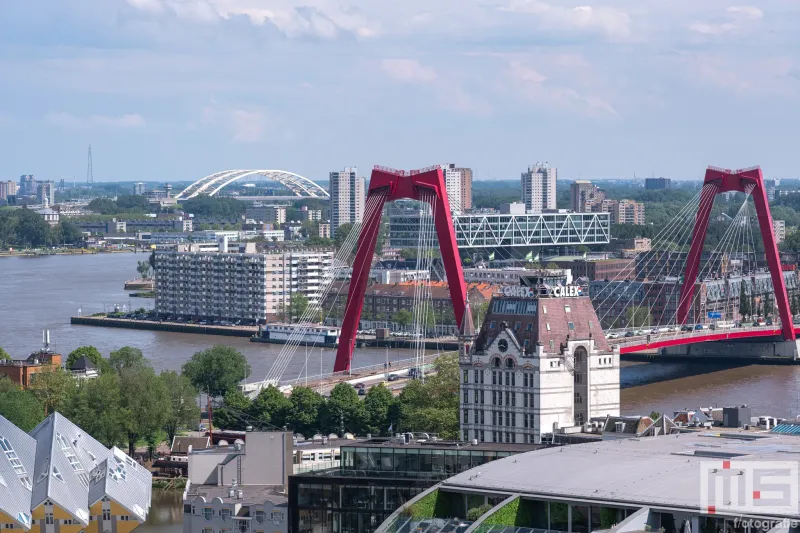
(86, 145, 94, 184)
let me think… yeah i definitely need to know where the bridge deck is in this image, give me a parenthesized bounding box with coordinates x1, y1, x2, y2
(610, 325, 797, 354)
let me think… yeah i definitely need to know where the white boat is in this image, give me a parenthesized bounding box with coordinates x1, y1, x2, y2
(251, 323, 340, 347)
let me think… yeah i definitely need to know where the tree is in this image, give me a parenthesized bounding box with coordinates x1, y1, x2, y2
(15, 209, 50, 247)
(363, 384, 396, 436)
(320, 383, 365, 435)
(214, 389, 252, 431)
(471, 301, 489, 328)
(160, 371, 200, 444)
(286, 386, 325, 437)
(181, 345, 252, 398)
(148, 250, 156, 271)
(29, 368, 75, 415)
(649, 411, 661, 421)
(393, 310, 413, 327)
(0, 347, 10, 361)
(119, 366, 170, 456)
(62, 373, 127, 447)
(51, 221, 84, 246)
(626, 306, 652, 328)
(87, 198, 119, 215)
(0, 378, 45, 431)
(109, 346, 148, 374)
(399, 248, 417, 259)
(248, 385, 291, 429)
(396, 353, 460, 439)
(334, 223, 354, 250)
(136, 261, 152, 280)
(289, 292, 310, 323)
(66, 346, 104, 370)
(739, 283, 751, 319)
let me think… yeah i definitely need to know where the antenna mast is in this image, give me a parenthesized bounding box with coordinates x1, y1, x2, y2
(86, 145, 94, 184)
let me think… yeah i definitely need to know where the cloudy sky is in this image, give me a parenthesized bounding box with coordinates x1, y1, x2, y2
(2, 0, 799, 182)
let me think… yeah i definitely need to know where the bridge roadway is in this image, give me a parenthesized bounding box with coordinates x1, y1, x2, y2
(606, 324, 798, 354)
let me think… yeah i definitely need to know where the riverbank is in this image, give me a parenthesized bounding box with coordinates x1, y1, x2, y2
(71, 316, 258, 337)
(0, 248, 139, 257)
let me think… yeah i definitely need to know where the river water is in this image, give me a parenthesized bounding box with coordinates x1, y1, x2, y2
(3, 253, 800, 532)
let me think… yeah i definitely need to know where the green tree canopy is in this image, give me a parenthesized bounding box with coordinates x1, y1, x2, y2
(393, 310, 413, 326)
(320, 383, 365, 435)
(396, 353, 460, 439)
(0, 378, 45, 431)
(214, 389, 252, 431)
(333, 223, 354, 250)
(286, 386, 325, 438)
(248, 385, 291, 429)
(0, 347, 10, 361)
(62, 373, 127, 447)
(180, 196, 246, 218)
(66, 346, 105, 370)
(181, 345, 252, 398)
(109, 346, 148, 374)
(626, 306, 652, 328)
(739, 283, 751, 319)
(51, 221, 84, 246)
(363, 384, 396, 436)
(160, 371, 200, 444)
(15, 208, 51, 248)
(289, 293, 310, 322)
(29, 368, 76, 415)
(119, 366, 170, 456)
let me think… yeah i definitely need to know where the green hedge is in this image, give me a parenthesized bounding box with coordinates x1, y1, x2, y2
(406, 489, 455, 519)
(481, 497, 533, 527)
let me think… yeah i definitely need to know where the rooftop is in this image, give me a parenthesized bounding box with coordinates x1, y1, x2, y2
(186, 484, 288, 506)
(442, 431, 800, 517)
(341, 438, 546, 453)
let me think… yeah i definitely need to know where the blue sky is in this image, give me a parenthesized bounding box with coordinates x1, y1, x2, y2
(2, 0, 800, 183)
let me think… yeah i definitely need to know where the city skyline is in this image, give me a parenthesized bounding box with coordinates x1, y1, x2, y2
(2, 1, 800, 181)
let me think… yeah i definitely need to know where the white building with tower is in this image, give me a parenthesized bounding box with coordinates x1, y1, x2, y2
(521, 163, 557, 213)
(459, 285, 619, 444)
(329, 167, 365, 231)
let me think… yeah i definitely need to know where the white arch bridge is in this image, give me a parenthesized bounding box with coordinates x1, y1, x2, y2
(175, 170, 329, 200)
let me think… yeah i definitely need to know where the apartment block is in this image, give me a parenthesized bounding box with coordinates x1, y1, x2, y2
(0, 180, 18, 200)
(774, 219, 786, 244)
(246, 206, 287, 225)
(521, 163, 557, 213)
(155, 245, 334, 322)
(605, 199, 645, 225)
(329, 167, 365, 230)
(569, 180, 605, 213)
(644, 177, 671, 190)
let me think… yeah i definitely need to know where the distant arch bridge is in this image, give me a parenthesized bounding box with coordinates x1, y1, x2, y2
(176, 170, 329, 200)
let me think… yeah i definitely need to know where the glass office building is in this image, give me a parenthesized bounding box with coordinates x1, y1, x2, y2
(289, 439, 543, 533)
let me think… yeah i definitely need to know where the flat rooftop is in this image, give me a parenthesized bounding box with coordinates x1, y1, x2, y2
(442, 431, 800, 517)
(186, 484, 288, 506)
(341, 439, 547, 453)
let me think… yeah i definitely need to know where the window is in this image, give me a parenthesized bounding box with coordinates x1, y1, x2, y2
(574, 393, 583, 404)
(220, 509, 231, 522)
(462, 390, 468, 404)
(203, 529, 213, 533)
(102, 510, 111, 521)
(492, 371, 497, 385)
(119, 516, 130, 522)
(514, 322, 521, 330)
(546, 323, 551, 331)
(568, 322, 575, 330)
(542, 305, 547, 314)
(51, 466, 64, 483)
(463, 370, 469, 384)
(254, 512, 265, 524)
(203, 508, 212, 521)
(492, 357, 501, 368)
(45, 514, 54, 526)
(549, 339, 555, 350)
(270, 512, 284, 522)
(564, 305, 571, 313)
(489, 321, 496, 329)
(526, 323, 532, 331)
(575, 374, 583, 384)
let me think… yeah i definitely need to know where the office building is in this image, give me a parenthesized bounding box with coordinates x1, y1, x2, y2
(570, 180, 606, 213)
(549, 258, 634, 281)
(644, 177, 671, 190)
(330, 167, 365, 230)
(133, 182, 146, 195)
(0, 412, 151, 533)
(19, 174, 36, 196)
(521, 163, 557, 213)
(774, 219, 786, 244)
(379, 429, 800, 533)
(0, 180, 18, 200)
(300, 206, 323, 221)
(155, 245, 334, 322)
(605, 199, 645, 225)
(765, 178, 780, 201)
(247, 206, 287, 225)
(459, 290, 619, 444)
(289, 436, 543, 533)
(184, 432, 292, 533)
(318, 223, 331, 239)
(463, 267, 572, 286)
(37, 180, 56, 207)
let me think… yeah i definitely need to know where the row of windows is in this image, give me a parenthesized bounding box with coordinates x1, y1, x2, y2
(192, 506, 282, 523)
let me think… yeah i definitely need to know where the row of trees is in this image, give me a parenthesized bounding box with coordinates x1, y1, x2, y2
(0, 208, 84, 248)
(87, 194, 151, 215)
(0, 345, 200, 456)
(212, 352, 461, 440)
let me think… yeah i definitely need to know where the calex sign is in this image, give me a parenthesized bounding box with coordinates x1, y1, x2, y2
(551, 285, 583, 298)
(502, 286, 537, 298)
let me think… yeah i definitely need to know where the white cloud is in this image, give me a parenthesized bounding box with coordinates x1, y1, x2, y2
(201, 105, 275, 143)
(505, 60, 617, 117)
(46, 112, 146, 129)
(689, 5, 763, 35)
(380, 59, 438, 84)
(499, 1, 631, 39)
